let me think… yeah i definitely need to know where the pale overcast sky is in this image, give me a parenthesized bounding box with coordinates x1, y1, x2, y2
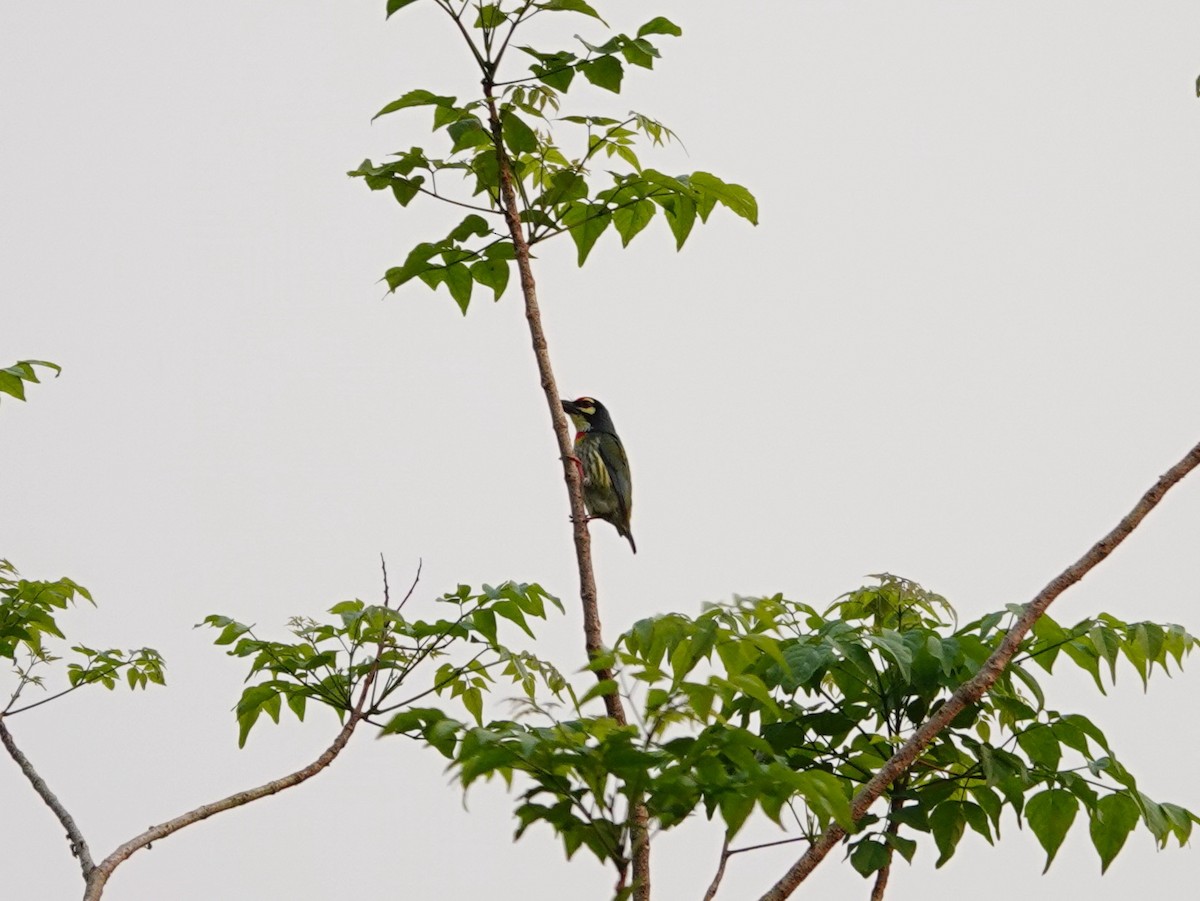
(4, 2, 1199, 899)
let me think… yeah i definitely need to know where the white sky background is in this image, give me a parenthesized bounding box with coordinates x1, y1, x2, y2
(3, 0, 1199, 898)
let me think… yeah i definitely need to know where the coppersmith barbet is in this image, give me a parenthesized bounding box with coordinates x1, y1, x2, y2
(561, 397, 636, 553)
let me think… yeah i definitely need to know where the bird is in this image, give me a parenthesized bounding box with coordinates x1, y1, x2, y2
(561, 396, 636, 553)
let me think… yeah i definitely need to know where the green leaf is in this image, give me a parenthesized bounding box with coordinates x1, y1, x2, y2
(11, 359, 61, 379)
(387, 0, 422, 15)
(448, 117, 493, 153)
(582, 56, 624, 93)
(930, 802, 966, 867)
(1061, 713, 1111, 752)
(1026, 789, 1079, 872)
(658, 192, 696, 250)
(691, 172, 759, 225)
(385, 242, 441, 291)
(867, 629, 912, 682)
(538, 0, 605, 21)
(470, 257, 510, 301)
(1160, 802, 1194, 845)
(531, 61, 576, 92)
(448, 214, 491, 242)
(374, 89, 456, 120)
(474, 3, 506, 28)
(427, 718, 459, 757)
(561, 203, 612, 265)
(637, 16, 683, 38)
(502, 112, 539, 154)
(286, 691, 307, 722)
(462, 686, 483, 724)
(1016, 723, 1062, 770)
(484, 241, 517, 261)
(621, 38, 657, 70)
(235, 684, 279, 748)
(849, 839, 889, 877)
(444, 263, 473, 314)
(960, 800, 993, 844)
(539, 170, 587, 207)
(390, 176, 423, 206)
(579, 678, 619, 704)
(612, 199, 656, 247)
(1089, 792, 1139, 872)
(885, 831, 918, 863)
(719, 791, 755, 837)
(795, 770, 854, 831)
(0, 372, 26, 401)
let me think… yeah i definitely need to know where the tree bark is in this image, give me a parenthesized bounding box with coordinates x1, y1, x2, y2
(81, 711, 363, 901)
(0, 717, 95, 879)
(483, 85, 650, 901)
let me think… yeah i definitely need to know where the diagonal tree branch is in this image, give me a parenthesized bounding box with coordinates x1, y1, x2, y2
(0, 717, 95, 879)
(81, 566, 405, 901)
(758, 437, 1200, 900)
(82, 712, 363, 901)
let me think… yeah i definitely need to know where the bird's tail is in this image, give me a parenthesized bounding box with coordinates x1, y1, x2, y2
(621, 528, 637, 554)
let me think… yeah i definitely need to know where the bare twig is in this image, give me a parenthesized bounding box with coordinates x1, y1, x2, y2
(0, 717, 95, 879)
(729, 836, 810, 856)
(6, 665, 125, 716)
(870, 793, 903, 901)
(758, 437, 1200, 900)
(702, 835, 731, 901)
(415, 184, 501, 215)
(395, 558, 422, 612)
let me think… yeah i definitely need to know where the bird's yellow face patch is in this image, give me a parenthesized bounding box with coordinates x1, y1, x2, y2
(568, 397, 597, 432)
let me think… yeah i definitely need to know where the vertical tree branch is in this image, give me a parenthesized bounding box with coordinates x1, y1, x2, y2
(0, 717, 95, 880)
(481, 91, 610, 695)
(758, 438, 1200, 901)
(482, 75, 650, 901)
(701, 835, 731, 901)
(869, 793, 903, 901)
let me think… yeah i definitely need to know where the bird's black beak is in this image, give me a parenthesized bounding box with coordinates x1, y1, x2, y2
(561, 399, 580, 415)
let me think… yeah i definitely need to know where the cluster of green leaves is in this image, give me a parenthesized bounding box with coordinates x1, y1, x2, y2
(202, 580, 565, 747)
(353, 1, 756, 313)
(829, 581, 1198, 877)
(0, 560, 165, 716)
(0, 360, 60, 404)
(382, 575, 1198, 881)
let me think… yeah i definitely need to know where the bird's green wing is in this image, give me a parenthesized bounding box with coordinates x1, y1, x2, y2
(596, 432, 633, 527)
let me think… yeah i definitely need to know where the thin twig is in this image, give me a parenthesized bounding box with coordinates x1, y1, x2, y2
(415, 184, 501, 215)
(6, 664, 126, 716)
(758, 437, 1200, 900)
(395, 558, 422, 612)
(0, 717, 95, 880)
(870, 792, 904, 901)
(729, 836, 811, 856)
(702, 835, 731, 901)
